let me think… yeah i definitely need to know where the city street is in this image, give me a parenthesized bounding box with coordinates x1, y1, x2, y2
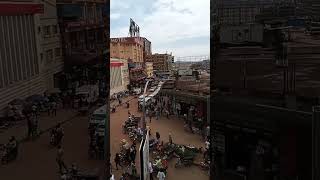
(0, 108, 105, 180)
(110, 96, 209, 180)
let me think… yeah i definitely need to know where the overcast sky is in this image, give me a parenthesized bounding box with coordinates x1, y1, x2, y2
(110, 0, 210, 58)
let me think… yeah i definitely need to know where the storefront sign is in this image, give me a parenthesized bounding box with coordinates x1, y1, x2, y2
(110, 37, 143, 45)
(0, 3, 44, 15)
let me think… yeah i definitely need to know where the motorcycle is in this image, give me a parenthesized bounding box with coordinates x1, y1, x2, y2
(1, 144, 18, 165)
(185, 145, 202, 153)
(111, 107, 116, 113)
(174, 156, 194, 168)
(60, 166, 99, 180)
(50, 129, 63, 146)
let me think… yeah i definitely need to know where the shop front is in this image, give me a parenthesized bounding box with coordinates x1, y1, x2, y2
(160, 90, 209, 136)
(213, 95, 312, 180)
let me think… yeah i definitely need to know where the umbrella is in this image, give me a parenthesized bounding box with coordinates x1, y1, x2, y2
(25, 94, 44, 103)
(8, 98, 24, 106)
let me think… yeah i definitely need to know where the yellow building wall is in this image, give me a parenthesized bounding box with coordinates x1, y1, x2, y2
(110, 42, 144, 64)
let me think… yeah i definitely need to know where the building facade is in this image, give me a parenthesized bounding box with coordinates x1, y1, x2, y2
(145, 62, 154, 78)
(0, 1, 63, 115)
(110, 37, 144, 66)
(146, 53, 174, 72)
(110, 58, 129, 95)
(57, 0, 105, 63)
(141, 37, 152, 57)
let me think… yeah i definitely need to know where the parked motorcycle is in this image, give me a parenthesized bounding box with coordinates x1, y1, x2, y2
(174, 156, 194, 168)
(1, 144, 18, 165)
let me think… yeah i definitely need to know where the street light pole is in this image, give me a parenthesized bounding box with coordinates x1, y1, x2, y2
(142, 80, 150, 136)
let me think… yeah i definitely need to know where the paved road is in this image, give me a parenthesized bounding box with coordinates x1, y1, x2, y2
(0, 108, 78, 143)
(110, 96, 209, 179)
(0, 108, 105, 180)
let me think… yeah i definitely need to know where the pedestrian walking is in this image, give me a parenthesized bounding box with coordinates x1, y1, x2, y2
(206, 125, 210, 141)
(31, 115, 38, 138)
(168, 133, 173, 144)
(157, 169, 166, 180)
(176, 103, 181, 118)
(156, 108, 160, 120)
(114, 153, 121, 170)
(32, 104, 37, 117)
(56, 145, 68, 173)
(130, 162, 137, 177)
(52, 101, 57, 116)
(188, 120, 193, 133)
(118, 98, 122, 105)
(27, 115, 32, 138)
(130, 146, 136, 163)
(48, 101, 52, 116)
(156, 132, 160, 141)
(148, 161, 154, 180)
(165, 109, 169, 119)
(120, 173, 126, 180)
(149, 110, 152, 123)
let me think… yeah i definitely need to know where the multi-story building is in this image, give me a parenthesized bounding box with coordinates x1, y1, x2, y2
(110, 37, 144, 66)
(57, 0, 105, 64)
(146, 53, 174, 72)
(145, 62, 154, 78)
(110, 58, 129, 95)
(302, 0, 320, 21)
(110, 37, 148, 86)
(141, 37, 152, 57)
(0, 1, 63, 115)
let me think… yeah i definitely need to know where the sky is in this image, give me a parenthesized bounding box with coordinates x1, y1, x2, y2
(110, 0, 210, 58)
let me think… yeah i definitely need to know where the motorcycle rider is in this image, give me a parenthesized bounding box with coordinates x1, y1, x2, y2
(55, 124, 64, 146)
(6, 136, 18, 160)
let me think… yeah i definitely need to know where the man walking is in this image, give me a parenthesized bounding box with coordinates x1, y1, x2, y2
(27, 115, 32, 139)
(52, 101, 57, 116)
(56, 145, 68, 173)
(156, 108, 160, 120)
(176, 103, 181, 118)
(114, 153, 121, 170)
(157, 169, 166, 180)
(165, 109, 169, 119)
(149, 110, 153, 123)
(148, 161, 154, 180)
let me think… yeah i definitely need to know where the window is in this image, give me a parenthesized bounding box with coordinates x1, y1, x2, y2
(40, 53, 43, 62)
(44, 26, 50, 36)
(46, 49, 53, 62)
(55, 48, 61, 57)
(52, 25, 57, 34)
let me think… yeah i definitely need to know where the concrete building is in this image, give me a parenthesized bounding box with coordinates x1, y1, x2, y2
(146, 53, 174, 72)
(145, 62, 154, 78)
(219, 23, 264, 44)
(110, 37, 144, 66)
(0, 1, 63, 115)
(141, 37, 152, 57)
(57, 0, 105, 63)
(110, 58, 129, 95)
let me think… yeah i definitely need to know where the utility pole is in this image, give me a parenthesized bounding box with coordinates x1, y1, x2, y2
(312, 106, 320, 180)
